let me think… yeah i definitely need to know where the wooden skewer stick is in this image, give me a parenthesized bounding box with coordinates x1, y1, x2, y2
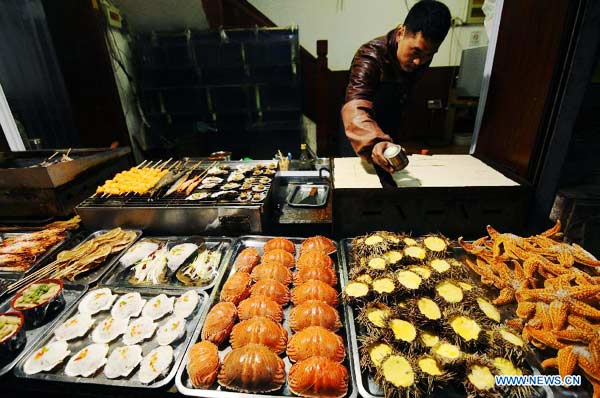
(47, 151, 60, 161)
(135, 159, 148, 168)
(158, 158, 173, 170)
(166, 160, 180, 172)
(65, 148, 72, 157)
(8, 259, 62, 294)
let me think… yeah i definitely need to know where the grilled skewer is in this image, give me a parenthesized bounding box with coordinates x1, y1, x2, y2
(146, 161, 188, 197)
(163, 161, 204, 197)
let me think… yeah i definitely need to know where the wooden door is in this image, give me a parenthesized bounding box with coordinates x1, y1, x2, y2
(473, 0, 581, 182)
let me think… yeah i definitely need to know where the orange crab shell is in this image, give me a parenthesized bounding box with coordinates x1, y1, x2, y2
(230, 316, 288, 354)
(262, 249, 296, 268)
(287, 326, 345, 363)
(291, 280, 339, 307)
(289, 300, 342, 332)
(250, 278, 291, 306)
(250, 262, 293, 285)
(289, 357, 348, 398)
(264, 237, 296, 255)
(218, 343, 286, 393)
(294, 265, 338, 286)
(201, 301, 238, 345)
(220, 272, 253, 305)
(187, 341, 220, 389)
(300, 236, 336, 255)
(296, 250, 335, 272)
(234, 247, 261, 273)
(237, 295, 284, 323)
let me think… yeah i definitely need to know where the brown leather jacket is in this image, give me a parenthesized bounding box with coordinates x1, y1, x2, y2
(342, 28, 429, 159)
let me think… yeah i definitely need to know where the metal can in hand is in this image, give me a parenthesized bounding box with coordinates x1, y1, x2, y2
(383, 144, 409, 171)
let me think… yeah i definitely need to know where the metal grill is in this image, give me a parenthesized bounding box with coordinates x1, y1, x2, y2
(76, 160, 276, 235)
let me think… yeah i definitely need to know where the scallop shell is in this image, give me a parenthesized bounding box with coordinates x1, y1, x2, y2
(174, 290, 199, 319)
(111, 292, 146, 320)
(122, 316, 157, 345)
(54, 313, 95, 341)
(78, 288, 117, 315)
(185, 192, 210, 201)
(104, 344, 143, 379)
(141, 294, 175, 320)
(64, 343, 109, 377)
(23, 340, 71, 375)
(156, 316, 186, 346)
(91, 316, 129, 344)
(138, 345, 173, 384)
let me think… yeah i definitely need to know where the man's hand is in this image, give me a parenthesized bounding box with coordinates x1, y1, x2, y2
(371, 141, 395, 173)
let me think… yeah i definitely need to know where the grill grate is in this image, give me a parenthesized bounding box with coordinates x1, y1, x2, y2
(78, 160, 275, 209)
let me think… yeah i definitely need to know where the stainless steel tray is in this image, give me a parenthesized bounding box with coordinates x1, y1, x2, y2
(99, 236, 234, 291)
(0, 283, 88, 377)
(14, 286, 209, 388)
(286, 184, 329, 207)
(57, 229, 142, 286)
(0, 231, 72, 278)
(176, 235, 358, 398)
(338, 239, 553, 398)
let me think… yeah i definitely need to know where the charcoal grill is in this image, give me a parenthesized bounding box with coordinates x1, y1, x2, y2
(76, 160, 275, 235)
(0, 148, 131, 220)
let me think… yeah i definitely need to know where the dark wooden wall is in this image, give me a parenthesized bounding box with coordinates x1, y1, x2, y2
(473, 0, 580, 180)
(42, 0, 130, 148)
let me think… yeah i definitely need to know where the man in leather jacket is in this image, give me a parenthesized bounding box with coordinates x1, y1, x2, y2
(342, 1, 451, 173)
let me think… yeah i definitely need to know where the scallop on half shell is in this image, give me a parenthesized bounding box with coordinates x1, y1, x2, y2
(103, 345, 143, 379)
(91, 316, 129, 344)
(111, 292, 146, 320)
(122, 316, 157, 346)
(173, 290, 199, 319)
(53, 313, 95, 341)
(24, 340, 71, 375)
(78, 288, 117, 315)
(142, 294, 174, 320)
(138, 345, 174, 384)
(64, 343, 109, 377)
(156, 316, 186, 346)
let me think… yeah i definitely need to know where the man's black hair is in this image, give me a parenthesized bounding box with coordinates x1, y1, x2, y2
(404, 0, 451, 43)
